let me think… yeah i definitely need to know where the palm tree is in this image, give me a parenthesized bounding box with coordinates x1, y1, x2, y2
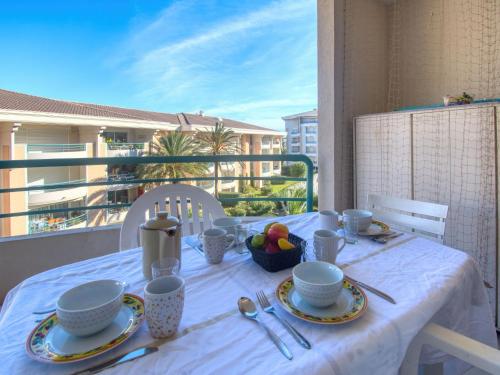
(138, 131, 208, 186)
(195, 121, 242, 198)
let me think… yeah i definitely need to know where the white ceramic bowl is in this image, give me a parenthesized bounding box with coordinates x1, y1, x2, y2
(292, 261, 344, 308)
(56, 280, 125, 337)
(212, 217, 241, 235)
(343, 209, 373, 232)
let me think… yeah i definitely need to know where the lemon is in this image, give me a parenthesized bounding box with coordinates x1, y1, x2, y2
(277, 238, 295, 250)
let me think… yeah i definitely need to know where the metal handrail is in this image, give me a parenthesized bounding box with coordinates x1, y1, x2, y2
(106, 142, 145, 150)
(0, 154, 314, 218)
(27, 144, 87, 152)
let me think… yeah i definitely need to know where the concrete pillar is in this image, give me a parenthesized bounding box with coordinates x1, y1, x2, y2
(318, 0, 348, 211)
(9, 144, 28, 236)
(85, 143, 108, 227)
(0, 125, 28, 236)
(251, 135, 263, 188)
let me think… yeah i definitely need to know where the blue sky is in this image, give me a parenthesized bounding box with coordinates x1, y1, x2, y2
(0, 0, 317, 130)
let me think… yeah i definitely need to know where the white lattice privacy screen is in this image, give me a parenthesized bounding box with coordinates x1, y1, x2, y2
(344, 1, 500, 322)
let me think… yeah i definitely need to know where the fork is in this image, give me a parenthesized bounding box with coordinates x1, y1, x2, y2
(256, 290, 311, 349)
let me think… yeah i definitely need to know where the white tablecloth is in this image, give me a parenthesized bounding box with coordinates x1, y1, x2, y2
(0, 213, 496, 375)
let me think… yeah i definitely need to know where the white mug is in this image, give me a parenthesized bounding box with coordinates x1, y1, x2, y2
(144, 275, 185, 339)
(200, 228, 232, 264)
(313, 229, 345, 264)
(319, 210, 340, 231)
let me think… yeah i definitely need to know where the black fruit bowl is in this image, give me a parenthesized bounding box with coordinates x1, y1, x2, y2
(245, 233, 304, 272)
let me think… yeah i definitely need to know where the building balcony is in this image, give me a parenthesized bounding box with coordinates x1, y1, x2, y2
(27, 144, 87, 159)
(107, 143, 146, 157)
(28, 179, 87, 206)
(29, 213, 87, 234)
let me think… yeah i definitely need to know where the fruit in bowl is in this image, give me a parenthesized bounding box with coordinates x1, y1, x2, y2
(248, 223, 297, 253)
(267, 223, 289, 242)
(245, 223, 304, 272)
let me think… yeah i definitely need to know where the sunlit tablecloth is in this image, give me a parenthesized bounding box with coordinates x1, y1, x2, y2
(0, 213, 496, 374)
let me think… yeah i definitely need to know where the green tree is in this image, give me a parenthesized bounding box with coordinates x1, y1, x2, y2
(138, 131, 208, 185)
(195, 121, 242, 198)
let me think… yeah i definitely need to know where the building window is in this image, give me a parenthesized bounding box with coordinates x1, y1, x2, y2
(305, 127, 317, 134)
(262, 162, 271, 173)
(300, 118, 317, 124)
(291, 137, 300, 144)
(291, 146, 300, 153)
(306, 146, 316, 154)
(306, 136, 315, 143)
(102, 131, 127, 143)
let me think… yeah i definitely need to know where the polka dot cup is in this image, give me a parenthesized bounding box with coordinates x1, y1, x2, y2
(144, 275, 185, 339)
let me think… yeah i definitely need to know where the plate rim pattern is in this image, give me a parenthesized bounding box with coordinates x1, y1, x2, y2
(275, 276, 368, 325)
(26, 293, 144, 364)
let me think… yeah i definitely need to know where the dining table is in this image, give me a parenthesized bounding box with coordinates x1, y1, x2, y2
(0, 212, 497, 375)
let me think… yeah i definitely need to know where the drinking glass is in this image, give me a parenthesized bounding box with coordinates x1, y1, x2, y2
(234, 224, 257, 254)
(343, 215, 359, 244)
(151, 257, 180, 279)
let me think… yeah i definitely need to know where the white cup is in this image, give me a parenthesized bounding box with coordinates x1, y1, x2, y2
(212, 217, 242, 236)
(200, 228, 233, 264)
(319, 210, 340, 231)
(144, 275, 185, 339)
(313, 229, 345, 264)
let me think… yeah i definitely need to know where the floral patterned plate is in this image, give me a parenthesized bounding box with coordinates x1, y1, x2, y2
(26, 294, 144, 364)
(357, 220, 390, 236)
(275, 277, 368, 325)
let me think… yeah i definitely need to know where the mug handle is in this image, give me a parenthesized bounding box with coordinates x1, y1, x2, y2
(337, 236, 346, 254)
(224, 234, 236, 250)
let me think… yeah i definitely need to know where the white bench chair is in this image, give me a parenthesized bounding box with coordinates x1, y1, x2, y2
(120, 184, 226, 250)
(367, 194, 449, 243)
(401, 323, 500, 375)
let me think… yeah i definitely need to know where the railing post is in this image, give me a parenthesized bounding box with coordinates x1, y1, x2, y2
(305, 158, 314, 212)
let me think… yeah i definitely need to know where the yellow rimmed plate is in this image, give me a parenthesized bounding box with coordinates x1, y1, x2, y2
(356, 220, 390, 236)
(275, 277, 368, 325)
(26, 293, 144, 364)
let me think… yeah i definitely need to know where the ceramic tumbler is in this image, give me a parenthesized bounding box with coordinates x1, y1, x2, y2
(144, 275, 185, 339)
(313, 229, 345, 264)
(319, 210, 340, 231)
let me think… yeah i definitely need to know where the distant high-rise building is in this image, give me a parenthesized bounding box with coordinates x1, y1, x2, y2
(282, 109, 317, 166)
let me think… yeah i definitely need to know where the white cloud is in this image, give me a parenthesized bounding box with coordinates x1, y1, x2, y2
(117, 0, 317, 130)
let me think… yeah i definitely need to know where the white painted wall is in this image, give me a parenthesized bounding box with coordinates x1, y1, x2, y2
(0, 225, 120, 302)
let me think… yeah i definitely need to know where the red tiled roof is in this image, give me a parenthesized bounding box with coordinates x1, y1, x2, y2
(0, 88, 279, 133)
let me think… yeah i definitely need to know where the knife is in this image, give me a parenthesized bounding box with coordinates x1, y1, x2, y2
(73, 346, 158, 374)
(346, 276, 396, 304)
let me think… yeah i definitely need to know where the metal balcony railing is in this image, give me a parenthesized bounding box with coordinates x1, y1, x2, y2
(106, 143, 145, 150)
(27, 144, 86, 153)
(29, 213, 87, 234)
(0, 155, 314, 221)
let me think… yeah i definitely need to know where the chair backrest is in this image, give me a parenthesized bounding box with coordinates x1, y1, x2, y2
(367, 194, 448, 242)
(120, 184, 226, 251)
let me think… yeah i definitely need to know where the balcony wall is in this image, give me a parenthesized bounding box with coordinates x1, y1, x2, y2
(27, 144, 87, 160)
(28, 185, 87, 206)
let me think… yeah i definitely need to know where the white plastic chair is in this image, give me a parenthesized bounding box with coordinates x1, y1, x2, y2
(120, 184, 226, 250)
(401, 323, 500, 375)
(367, 194, 448, 243)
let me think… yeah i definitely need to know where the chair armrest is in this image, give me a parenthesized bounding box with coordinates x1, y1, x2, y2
(401, 323, 500, 375)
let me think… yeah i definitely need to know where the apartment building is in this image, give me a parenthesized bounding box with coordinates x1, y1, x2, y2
(282, 109, 318, 166)
(0, 89, 283, 237)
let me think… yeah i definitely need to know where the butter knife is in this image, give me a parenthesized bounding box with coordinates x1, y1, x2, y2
(73, 346, 158, 374)
(346, 277, 396, 304)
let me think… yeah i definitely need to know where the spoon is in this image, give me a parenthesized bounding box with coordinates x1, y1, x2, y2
(238, 297, 293, 360)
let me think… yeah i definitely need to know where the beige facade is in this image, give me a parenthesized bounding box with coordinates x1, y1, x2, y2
(0, 113, 283, 237)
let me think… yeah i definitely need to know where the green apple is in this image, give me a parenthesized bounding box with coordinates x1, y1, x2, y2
(251, 234, 266, 248)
